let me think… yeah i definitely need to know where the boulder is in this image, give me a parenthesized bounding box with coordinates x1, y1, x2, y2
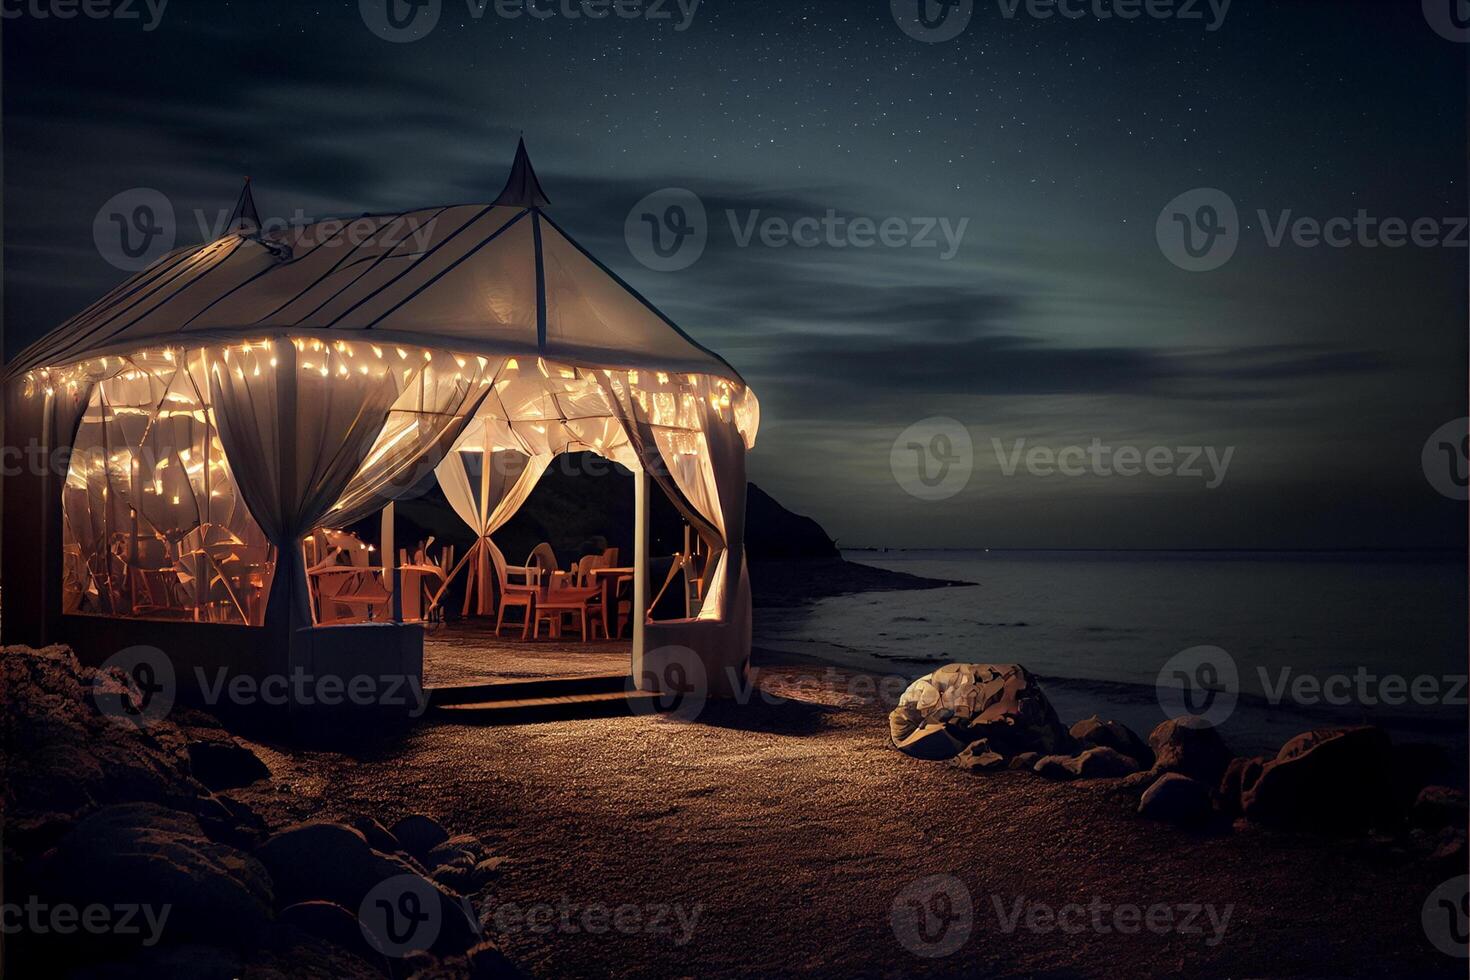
(391, 814, 450, 861)
(1071, 746, 1142, 779)
(256, 822, 415, 908)
(279, 900, 386, 969)
(1007, 752, 1041, 772)
(951, 739, 1007, 773)
(2, 646, 206, 821)
(1217, 756, 1266, 818)
(1138, 773, 1213, 826)
(1069, 716, 1153, 767)
(888, 663, 1070, 760)
(1148, 716, 1234, 785)
(35, 802, 273, 944)
(186, 739, 270, 791)
(1116, 769, 1162, 796)
(1033, 755, 1078, 781)
(892, 722, 965, 761)
(1241, 726, 1397, 831)
(256, 822, 477, 955)
(349, 815, 402, 855)
(1412, 786, 1468, 831)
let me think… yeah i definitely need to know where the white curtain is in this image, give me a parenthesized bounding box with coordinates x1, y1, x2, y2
(206, 338, 403, 627)
(434, 420, 551, 614)
(325, 352, 499, 528)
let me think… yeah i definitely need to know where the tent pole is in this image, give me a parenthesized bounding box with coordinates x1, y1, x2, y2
(631, 465, 649, 685)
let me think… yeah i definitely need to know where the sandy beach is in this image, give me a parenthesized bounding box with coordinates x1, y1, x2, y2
(230, 652, 1463, 979)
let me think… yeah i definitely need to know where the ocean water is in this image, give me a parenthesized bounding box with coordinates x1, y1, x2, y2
(753, 550, 1468, 760)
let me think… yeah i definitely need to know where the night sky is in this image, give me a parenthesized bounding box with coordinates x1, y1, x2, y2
(4, 0, 1466, 549)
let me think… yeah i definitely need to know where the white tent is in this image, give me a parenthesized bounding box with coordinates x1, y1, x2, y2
(2, 142, 760, 703)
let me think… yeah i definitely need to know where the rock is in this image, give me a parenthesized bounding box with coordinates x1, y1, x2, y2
(257, 822, 412, 908)
(1007, 752, 1041, 771)
(1241, 726, 1397, 831)
(1240, 725, 1399, 834)
(426, 834, 485, 870)
(186, 739, 270, 791)
(1071, 746, 1142, 779)
(1391, 742, 1456, 810)
(1033, 755, 1079, 780)
(2, 645, 207, 821)
(1412, 786, 1468, 831)
(1148, 716, 1234, 785)
(1138, 773, 1213, 826)
(951, 739, 1007, 773)
(892, 722, 965, 761)
(1069, 716, 1153, 767)
(279, 900, 386, 969)
(349, 815, 402, 855)
(35, 802, 272, 944)
(391, 814, 450, 861)
(257, 822, 477, 955)
(889, 663, 1070, 760)
(1431, 826, 1467, 867)
(1217, 756, 1266, 818)
(1116, 769, 1162, 796)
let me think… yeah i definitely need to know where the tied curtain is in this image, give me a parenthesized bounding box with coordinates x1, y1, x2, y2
(207, 338, 429, 628)
(594, 368, 751, 694)
(434, 424, 551, 614)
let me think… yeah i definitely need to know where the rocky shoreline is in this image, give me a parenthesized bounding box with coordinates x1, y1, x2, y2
(2, 645, 519, 978)
(889, 663, 1468, 849)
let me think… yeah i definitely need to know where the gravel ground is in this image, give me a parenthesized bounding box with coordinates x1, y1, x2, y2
(236, 659, 1464, 979)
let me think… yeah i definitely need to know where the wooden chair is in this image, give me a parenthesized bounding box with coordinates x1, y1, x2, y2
(532, 585, 599, 642)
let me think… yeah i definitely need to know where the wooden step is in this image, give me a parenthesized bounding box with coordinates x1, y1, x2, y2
(428, 672, 628, 705)
(429, 688, 667, 724)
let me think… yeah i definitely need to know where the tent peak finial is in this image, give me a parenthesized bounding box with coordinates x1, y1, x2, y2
(494, 136, 550, 209)
(227, 177, 261, 236)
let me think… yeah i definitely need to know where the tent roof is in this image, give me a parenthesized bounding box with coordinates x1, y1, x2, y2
(10, 160, 742, 384)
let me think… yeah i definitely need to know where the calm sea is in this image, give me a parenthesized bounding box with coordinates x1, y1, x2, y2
(753, 549, 1468, 760)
